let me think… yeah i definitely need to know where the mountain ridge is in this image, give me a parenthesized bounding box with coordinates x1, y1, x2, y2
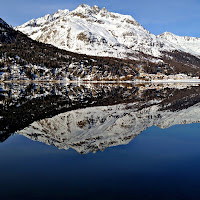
(1, 13, 200, 82)
(16, 4, 200, 60)
(158, 32, 200, 57)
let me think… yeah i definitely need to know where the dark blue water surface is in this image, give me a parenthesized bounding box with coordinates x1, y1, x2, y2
(1, 83, 200, 200)
(0, 124, 200, 200)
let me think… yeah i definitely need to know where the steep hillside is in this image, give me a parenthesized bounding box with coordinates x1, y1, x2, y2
(0, 18, 16, 44)
(0, 18, 140, 81)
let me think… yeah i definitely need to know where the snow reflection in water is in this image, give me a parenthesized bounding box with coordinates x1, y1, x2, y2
(0, 82, 200, 154)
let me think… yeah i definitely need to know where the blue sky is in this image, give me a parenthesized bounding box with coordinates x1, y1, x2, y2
(0, 0, 199, 37)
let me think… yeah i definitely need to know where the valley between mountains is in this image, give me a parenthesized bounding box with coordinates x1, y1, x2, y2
(0, 4, 200, 82)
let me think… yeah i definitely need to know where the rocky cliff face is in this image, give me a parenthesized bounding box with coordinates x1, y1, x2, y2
(16, 4, 200, 60)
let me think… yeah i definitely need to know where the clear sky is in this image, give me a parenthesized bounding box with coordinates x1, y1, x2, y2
(1, 0, 199, 37)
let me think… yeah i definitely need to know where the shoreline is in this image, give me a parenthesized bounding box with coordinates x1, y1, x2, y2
(1, 79, 200, 84)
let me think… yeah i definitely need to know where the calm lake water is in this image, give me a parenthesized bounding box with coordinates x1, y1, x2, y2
(0, 82, 200, 200)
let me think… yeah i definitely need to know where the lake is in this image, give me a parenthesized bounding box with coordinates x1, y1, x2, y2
(0, 82, 200, 200)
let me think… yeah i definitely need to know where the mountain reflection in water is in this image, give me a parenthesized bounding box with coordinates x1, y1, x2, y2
(0, 82, 200, 154)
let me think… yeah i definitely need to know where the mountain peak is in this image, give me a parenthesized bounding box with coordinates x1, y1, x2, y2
(160, 31, 170, 35)
(158, 32, 178, 40)
(54, 9, 69, 15)
(101, 7, 109, 13)
(73, 4, 92, 12)
(78, 3, 91, 8)
(52, 9, 69, 19)
(72, 4, 109, 16)
(92, 5, 101, 12)
(160, 31, 200, 41)
(158, 31, 200, 56)
(159, 31, 176, 37)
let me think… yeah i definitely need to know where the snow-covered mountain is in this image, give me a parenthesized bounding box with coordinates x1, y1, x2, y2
(16, 4, 200, 60)
(1, 16, 143, 82)
(1, 14, 200, 81)
(18, 99, 200, 154)
(159, 32, 200, 57)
